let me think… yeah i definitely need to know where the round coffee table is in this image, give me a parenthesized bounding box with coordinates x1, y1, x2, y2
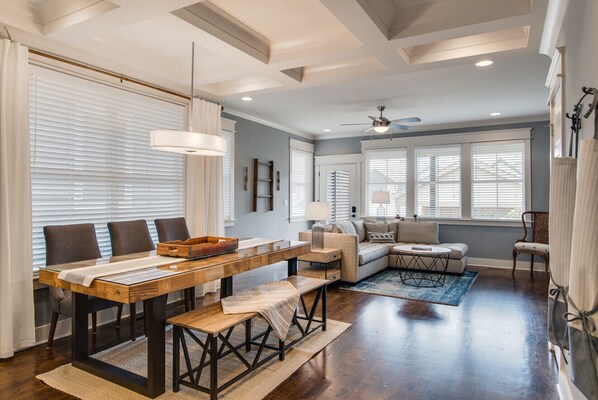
(394, 245, 451, 288)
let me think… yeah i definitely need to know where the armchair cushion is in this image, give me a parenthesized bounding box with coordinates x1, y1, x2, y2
(514, 242, 549, 253)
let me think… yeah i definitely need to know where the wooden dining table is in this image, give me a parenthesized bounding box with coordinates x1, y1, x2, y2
(38, 239, 310, 398)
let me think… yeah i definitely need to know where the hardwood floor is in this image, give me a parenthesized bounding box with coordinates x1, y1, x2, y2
(0, 265, 558, 400)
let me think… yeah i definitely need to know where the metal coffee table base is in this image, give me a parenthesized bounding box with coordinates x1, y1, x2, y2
(398, 253, 450, 288)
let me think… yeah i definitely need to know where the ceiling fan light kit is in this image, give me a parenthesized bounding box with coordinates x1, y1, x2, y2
(340, 105, 421, 134)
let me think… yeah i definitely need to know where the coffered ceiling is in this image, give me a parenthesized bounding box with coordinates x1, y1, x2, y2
(0, 0, 551, 139)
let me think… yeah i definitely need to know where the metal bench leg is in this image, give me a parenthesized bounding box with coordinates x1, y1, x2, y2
(245, 319, 252, 352)
(210, 334, 218, 400)
(173, 326, 180, 393)
(279, 339, 285, 361)
(322, 285, 327, 332)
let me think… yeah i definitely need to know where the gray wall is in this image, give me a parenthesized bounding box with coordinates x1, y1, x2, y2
(315, 120, 551, 261)
(223, 112, 313, 240)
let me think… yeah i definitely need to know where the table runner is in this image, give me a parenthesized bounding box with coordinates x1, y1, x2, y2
(221, 281, 300, 340)
(57, 255, 183, 287)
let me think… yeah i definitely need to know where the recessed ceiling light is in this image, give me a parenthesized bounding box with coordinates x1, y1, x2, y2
(323, 129, 331, 132)
(241, 96, 252, 101)
(490, 112, 501, 116)
(475, 60, 494, 67)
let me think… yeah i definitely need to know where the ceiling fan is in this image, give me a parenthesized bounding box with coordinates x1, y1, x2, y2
(341, 106, 421, 133)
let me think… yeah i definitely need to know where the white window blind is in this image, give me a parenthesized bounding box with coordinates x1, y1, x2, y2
(365, 149, 407, 217)
(326, 170, 350, 222)
(415, 144, 461, 218)
(471, 140, 525, 220)
(29, 67, 185, 269)
(222, 129, 234, 223)
(290, 146, 314, 220)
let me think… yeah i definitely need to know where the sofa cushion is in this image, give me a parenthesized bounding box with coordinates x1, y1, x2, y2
(364, 222, 388, 241)
(397, 222, 439, 245)
(351, 220, 367, 242)
(387, 221, 399, 240)
(323, 223, 335, 233)
(358, 242, 390, 265)
(335, 221, 356, 235)
(439, 243, 469, 259)
(369, 232, 395, 243)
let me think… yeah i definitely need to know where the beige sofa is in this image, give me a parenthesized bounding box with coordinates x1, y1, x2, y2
(299, 219, 468, 284)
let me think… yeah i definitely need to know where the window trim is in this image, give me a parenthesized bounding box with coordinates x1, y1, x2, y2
(289, 139, 315, 223)
(222, 117, 236, 227)
(361, 128, 532, 223)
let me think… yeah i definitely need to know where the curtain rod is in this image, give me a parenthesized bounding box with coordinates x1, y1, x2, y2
(27, 48, 225, 113)
(28, 48, 190, 100)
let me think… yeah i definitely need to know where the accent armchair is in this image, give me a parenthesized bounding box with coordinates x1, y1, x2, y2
(512, 211, 549, 277)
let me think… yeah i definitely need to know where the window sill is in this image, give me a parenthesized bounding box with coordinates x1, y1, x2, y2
(224, 219, 236, 228)
(289, 216, 307, 223)
(369, 217, 525, 228)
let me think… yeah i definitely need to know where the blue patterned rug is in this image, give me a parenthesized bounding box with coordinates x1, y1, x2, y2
(340, 269, 478, 306)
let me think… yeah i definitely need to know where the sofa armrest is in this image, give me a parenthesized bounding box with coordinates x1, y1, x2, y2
(298, 231, 359, 283)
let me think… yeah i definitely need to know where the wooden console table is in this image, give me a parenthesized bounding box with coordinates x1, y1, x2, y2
(298, 248, 341, 282)
(38, 240, 310, 398)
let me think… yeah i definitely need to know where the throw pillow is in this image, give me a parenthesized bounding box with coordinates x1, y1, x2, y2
(334, 221, 356, 235)
(364, 222, 388, 241)
(369, 232, 395, 243)
(351, 220, 367, 242)
(397, 221, 439, 244)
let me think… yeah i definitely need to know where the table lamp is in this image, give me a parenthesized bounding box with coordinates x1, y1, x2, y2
(372, 191, 390, 221)
(305, 201, 330, 250)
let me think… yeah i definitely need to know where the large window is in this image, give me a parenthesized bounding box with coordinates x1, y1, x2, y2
(472, 140, 525, 219)
(221, 119, 236, 225)
(365, 149, 407, 217)
(289, 140, 314, 221)
(362, 129, 530, 221)
(29, 67, 185, 269)
(415, 144, 461, 218)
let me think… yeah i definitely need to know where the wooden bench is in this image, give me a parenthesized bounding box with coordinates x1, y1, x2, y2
(168, 275, 329, 400)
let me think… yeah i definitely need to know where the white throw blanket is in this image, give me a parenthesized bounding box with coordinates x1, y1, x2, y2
(57, 255, 182, 287)
(221, 281, 300, 340)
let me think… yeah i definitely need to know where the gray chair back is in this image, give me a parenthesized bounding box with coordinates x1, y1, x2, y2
(154, 217, 191, 243)
(107, 219, 155, 256)
(44, 223, 102, 266)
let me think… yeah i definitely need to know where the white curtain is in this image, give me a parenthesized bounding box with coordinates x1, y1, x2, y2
(567, 139, 598, 399)
(0, 39, 35, 358)
(185, 99, 224, 294)
(548, 157, 576, 349)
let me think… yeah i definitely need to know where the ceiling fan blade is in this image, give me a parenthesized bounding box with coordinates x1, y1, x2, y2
(368, 116, 383, 122)
(390, 124, 413, 131)
(391, 117, 421, 124)
(340, 123, 371, 126)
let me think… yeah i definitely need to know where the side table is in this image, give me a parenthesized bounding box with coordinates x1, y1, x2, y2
(298, 248, 342, 282)
(394, 245, 451, 288)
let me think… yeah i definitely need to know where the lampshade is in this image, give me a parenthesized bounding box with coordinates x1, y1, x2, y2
(373, 125, 389, 133)
(305, 201, 330, 221)
(151, 129, 226, 155)
(372, 191, 390, 204)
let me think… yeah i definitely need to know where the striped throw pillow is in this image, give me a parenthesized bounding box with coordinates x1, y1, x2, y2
(368, 232, 395, 243)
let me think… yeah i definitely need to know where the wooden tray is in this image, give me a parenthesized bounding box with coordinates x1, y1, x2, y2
(157, 236, 239, 259)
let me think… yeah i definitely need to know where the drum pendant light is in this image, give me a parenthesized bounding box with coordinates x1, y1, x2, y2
(151, 42, 226, 156)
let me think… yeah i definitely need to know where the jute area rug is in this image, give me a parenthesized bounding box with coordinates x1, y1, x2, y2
(37, 318, 350, 400)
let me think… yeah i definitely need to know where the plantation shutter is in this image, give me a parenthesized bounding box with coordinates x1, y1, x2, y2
(471, 140, 525, 219)
(290, 147, 314, 219)
(415, 144, 461, 218)
(326, 170, 350, 222)
(365, 149, 407, 217)
(29, 67, 185, 269)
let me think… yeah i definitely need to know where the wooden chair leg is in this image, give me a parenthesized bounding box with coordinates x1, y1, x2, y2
(130, 303, 137, 341)
(530, 254, 535, 277)
(116, 305, 123, 328)
(545, 257, 550, 280)
(512, 250, 518, 276)
(47, 312, 59, 349)
(91, 312, 97, 334)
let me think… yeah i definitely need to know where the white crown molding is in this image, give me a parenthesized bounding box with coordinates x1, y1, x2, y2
(224, 107, 315, 140)
(539, 0, 570, 57)
(315, 114, 549, 140)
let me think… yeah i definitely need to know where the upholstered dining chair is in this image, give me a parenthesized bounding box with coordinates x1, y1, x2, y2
(512, 211, 549, 277)
(44, 223, 125, 348)
(107, 219, 155, 341)
(154, 217, 195, 311)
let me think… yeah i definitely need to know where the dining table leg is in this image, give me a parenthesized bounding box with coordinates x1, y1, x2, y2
(288, 257, 298, 276)
(220, 276, 233, 298)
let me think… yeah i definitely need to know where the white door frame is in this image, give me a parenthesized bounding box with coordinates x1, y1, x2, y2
(315, 154, 362, 217)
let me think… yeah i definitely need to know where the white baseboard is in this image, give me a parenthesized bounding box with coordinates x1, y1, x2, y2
(34, 290, 189, 346)
(553, 345, 589, 400)
(468, 257, 548, 272)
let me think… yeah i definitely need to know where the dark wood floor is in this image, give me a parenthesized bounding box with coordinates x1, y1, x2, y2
(0, 265, 558, 400)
